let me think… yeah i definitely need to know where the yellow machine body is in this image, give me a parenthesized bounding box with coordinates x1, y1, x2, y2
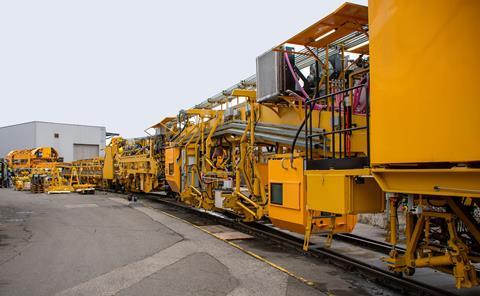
(103, 136, 164, 193)
(102, 146, 115, 180)
(165, 147, 181, 193)
(69, 158, 104, 187)
(6, 147, 61, 191)
(368, 1, 480, 288)
(6, 147, 59, 170)
(6, 149, 34, 170)
(369, 0, 480, 165)
(268, 158, 307, 233)
(305, 169, 383, 215)
(268, 158, 373, 235)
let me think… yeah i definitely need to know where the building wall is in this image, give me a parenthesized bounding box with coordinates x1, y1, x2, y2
(0, 123, 36, 158)
(35, 122, 106, 162)
(0, 121, 106, 162)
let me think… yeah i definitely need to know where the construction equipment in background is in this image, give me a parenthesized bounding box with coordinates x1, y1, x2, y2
(102, 136, 165, 193)
(5, 147, 60, 171)
(30, 168, 49, 193)
(13, 174, 31, 191)
(66, 158, 104, 189)
(0, 159, 7, 188)
(3, 147, 97, 194)
(47, 164, 95, 194)
(5, 147, 62, 191)
(46, 165, 74, 194)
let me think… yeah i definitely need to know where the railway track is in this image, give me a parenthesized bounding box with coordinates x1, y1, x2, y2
(333, 233, 406, 255)
(138, 192, 456, 296)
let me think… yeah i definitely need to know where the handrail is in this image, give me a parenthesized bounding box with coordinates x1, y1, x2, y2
(307, 126, 367, 138)
(291, 83, 367, 159)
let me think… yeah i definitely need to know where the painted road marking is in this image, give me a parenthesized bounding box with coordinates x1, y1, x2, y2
(64, 204, 98, 209)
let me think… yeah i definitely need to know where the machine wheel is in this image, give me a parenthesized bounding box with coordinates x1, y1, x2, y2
(404, 267, 415, 276)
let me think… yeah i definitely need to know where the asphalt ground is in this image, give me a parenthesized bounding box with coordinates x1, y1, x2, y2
(0, 189, 330, 296)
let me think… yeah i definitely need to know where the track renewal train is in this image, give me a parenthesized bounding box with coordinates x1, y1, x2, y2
(24, 1, 480, 289)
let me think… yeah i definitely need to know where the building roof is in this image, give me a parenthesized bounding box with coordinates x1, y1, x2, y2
(0, 121, 106, 130)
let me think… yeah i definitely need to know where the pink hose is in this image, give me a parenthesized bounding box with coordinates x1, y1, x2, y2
(283, 52, 323, 110)
(353, 76, 368, 115)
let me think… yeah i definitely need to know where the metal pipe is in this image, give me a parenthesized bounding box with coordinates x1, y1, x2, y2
(365, 77, 370, 164)
(306, 125, 367, 137)
(235, 190, 259, 209)
(304, 96, 309, 160)
(331, 89, 335, 159)
(390, 196, 397, 246)
(414, 255, 454, 268)
(235, 201, 257, 219)
(190, 185, 202, 197)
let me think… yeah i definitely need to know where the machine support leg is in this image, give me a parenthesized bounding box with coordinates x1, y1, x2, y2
(325, 216, 336, 248)
(303, 210, 313, 251)
(389, 196, 398, 246)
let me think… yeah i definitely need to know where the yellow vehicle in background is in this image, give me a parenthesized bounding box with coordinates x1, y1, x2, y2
(103, 135, 165, 194)
(5, 147, 62, 191)
(6, 147, 59, 170)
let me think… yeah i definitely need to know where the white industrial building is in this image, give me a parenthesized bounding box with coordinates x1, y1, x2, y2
(0, 121, 107, 162)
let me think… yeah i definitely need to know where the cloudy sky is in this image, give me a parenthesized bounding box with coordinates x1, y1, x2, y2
(0, 0, 367, 138)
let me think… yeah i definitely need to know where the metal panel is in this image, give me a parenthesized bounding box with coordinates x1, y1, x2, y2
(283, 3, 368, 46)
(372, 168, 480, 198)
(268, 158, 306, 234)
(305, 169, 383, 215)
(256, 50, 282, 103)
(307, 174, 348, 214)
(165, 147, 181, 193)
(369, 0, 480, 164)
(73, 144, 99, 161)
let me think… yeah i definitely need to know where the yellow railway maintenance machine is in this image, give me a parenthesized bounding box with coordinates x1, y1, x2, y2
(261, 3, 384, 249)
(162, 3, 380, 238)
(6, 147, 61, 191)
(368, 0, 480, 289)
(70, 158, 104, 187)
(162, 92, 294, 221)
(161, 12, 376, 236)
(50, 1, 478, 289)
(103, 136, 165, 193)
(267, 1, 479, 289)
(5, 147, 60, 171)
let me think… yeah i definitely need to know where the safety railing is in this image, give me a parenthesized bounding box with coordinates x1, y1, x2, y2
(291, 83, 370, 170)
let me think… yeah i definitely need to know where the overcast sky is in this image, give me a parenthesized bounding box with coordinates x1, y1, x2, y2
(0, 0, 367, 138)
